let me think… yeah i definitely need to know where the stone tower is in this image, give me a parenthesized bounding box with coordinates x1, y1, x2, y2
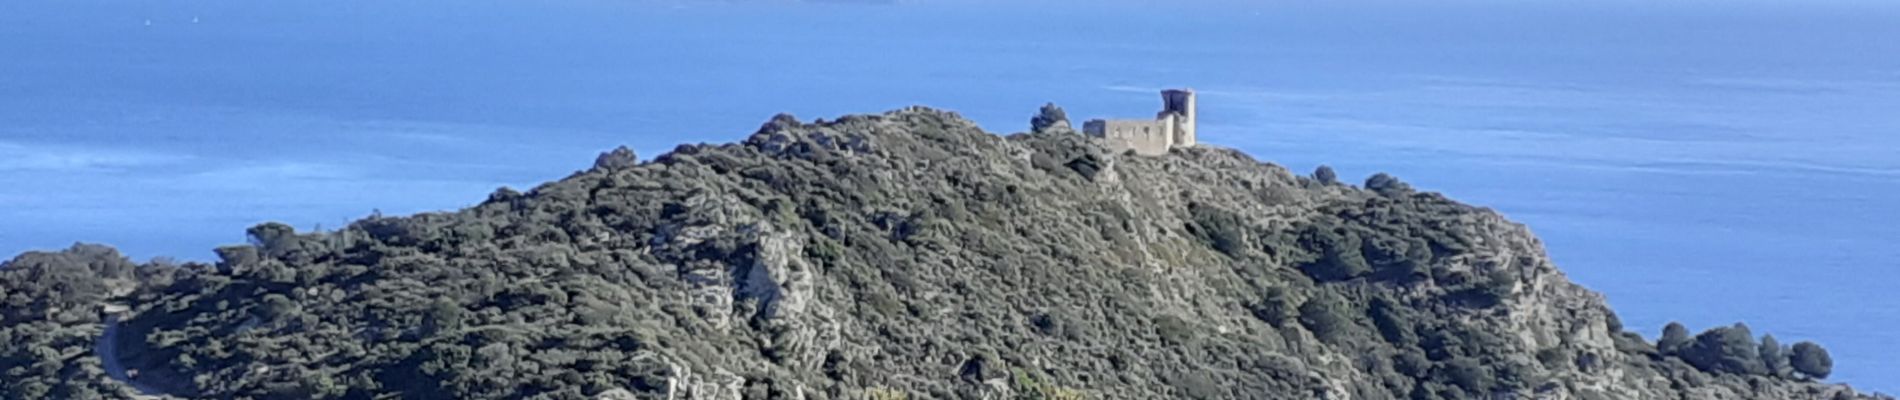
(1159, 89, 1196, 147)
(1081, 88, 1200, 156)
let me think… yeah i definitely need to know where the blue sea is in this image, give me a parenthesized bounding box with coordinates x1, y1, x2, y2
(2, 0, 1896, 391)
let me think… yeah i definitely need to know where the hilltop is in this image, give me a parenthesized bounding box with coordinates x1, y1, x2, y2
(0, 107, 1886, 399)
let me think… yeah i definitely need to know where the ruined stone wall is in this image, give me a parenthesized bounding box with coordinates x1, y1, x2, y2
(1084, 119, 1175, 156)
(1079, 88, 1198, 157)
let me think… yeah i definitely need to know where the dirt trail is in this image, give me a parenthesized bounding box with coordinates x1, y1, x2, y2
(97, 313, 172, 399)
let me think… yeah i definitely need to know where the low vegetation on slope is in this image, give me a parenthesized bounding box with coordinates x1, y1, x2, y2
(0, 107, 1886, 399)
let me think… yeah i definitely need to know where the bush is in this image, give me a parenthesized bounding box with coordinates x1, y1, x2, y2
(1298, 294, 1355, 343)
(423, 298, 465, 336)
(1442, 357, 1495, 394)
(1065, 154, 1106, 181)
(593, 146, 640, 170)
(246, 222, 304, 258)
(1361, 236, 1431, 280)
(1364, 173, 1413, 195)
(1393, 349, 1431, 377)
(215, 245, 260, 270)
(1367, 298, 1416, 345)
(1313, 165, 1338, 186)
(1791, 341, 1833, 380)
(1658, 322, 1691, 355)
(1030, 103, 1071, 133)
(1188, 203, 1248, 257)
(1248, 287, 1299, 327)
(1299, 227, 1370, 281)
(1760, 334, 1789, 378)
(1615, 331, 1657, 355)
(1678, 323, 1764, 375)
(258, 294, 298, 322)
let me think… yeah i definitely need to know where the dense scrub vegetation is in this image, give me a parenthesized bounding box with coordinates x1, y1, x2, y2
(0, 244, 180, 399)
(0, 107, 1884, 399)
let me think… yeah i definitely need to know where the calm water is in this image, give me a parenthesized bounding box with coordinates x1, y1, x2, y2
(2, 0, 1896, 391)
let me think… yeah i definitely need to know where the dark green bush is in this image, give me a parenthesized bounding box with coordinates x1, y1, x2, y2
(1030, 103, 1070, 134)
(1792, 341, 1833, 379)
(1679, 323, 1764, 375)
(1299, 294, 1356, 344)
(1299, 226, 1370, 281)
(593, 146, 639, 170)
(1189, 203, 1249, 257)
(1065, 154, 1105, 181)
(1658, 322, 1691, 355)
(1761, 334, 1789, 378)
(1362, 236, 1432, 280)
(1441, 357, 1495, 395)
(1313, 165, 1338, 186)
(1364, 173, 1413, 196)
(1248, 286, 1300, 328)
(257, 294, 298, 322)
(1368, 298, 1417, 345)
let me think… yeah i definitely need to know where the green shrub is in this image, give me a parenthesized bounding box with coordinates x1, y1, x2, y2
(1248, 286, 1300, 327)
(1065, 154, 1105, 181)
(1299, 227, 1370, 281)
(1537, 348, 1573, 370)
(1658, 322, 1691, 355)
(1313, 165, 1338, 186)
(593, 146, 639, 170)
(1368, 298, 1417, 345)
(215, 245, 260, 270)
(1791, 341, 1833, 379)
(1188, 203, 1248, 257)
(1362, 236, 1432, 281)
(1030, 103, 1070, 134)
(1760, 334, 1789, 378)
(1679, 323, 1764, 375)
(1299, 294, 1356, 343)
(257, 294, 298, 322)
(1393, 348, 1431, 378)
(1441, 357, 1495, 394)
(1364, 173, 1413, 196)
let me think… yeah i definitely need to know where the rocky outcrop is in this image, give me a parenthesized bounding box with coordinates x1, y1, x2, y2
(0, 107, 1885, 400)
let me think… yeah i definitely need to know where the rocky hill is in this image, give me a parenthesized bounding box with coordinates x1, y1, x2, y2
(0, 107, 1887, 400)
